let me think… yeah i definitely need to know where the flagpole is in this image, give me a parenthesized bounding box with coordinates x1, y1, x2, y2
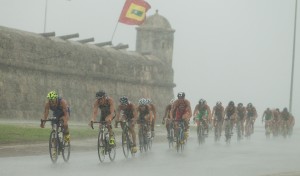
(43, 0, 48, 32)
(110, 21, 119, 42)
(289, 0, 298, 113)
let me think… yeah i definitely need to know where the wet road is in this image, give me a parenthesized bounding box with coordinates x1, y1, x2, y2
(1, 126, 299, 176)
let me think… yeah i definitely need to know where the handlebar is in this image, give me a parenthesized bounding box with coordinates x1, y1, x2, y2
(90, 121, 107, 130)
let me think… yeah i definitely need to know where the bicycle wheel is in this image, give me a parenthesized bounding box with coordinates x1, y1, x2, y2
(122, 131, 130, 158)
(62, 135, 71, 162)
(108, 135, 116, 162)
(138, 128, 144, 153)
(168, 128, 174, 149)
(49, 130, 58, 163)
(97, 131, 105, 162)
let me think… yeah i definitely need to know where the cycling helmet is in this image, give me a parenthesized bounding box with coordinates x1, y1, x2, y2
(238, 103, 243, 107)
(216, 101, 222, 106)
(146, 98, 152, 104)
(96, 90, 106, 99)
(138, 98, 147, 106)
(199, 99, 205, 105)
(47, 91, 58, 100)
(247, 103, 253, 108)
(177, 92, 185, 98)
(229, 101, 234, 106)
(283, 107, 288, 112)
(119, 96, 128, 105)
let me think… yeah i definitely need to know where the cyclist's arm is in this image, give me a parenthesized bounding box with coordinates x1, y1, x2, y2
(61, 99, 69, 119)
(43, 101, 50, 121)
(186, 100, 192, 119)
(91, 100, 99, 122)
(108, 98, 115, 121)
(193, 104, 199, 117)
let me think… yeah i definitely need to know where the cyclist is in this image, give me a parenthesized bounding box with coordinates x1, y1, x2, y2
(170, 92, 192, 141)
(137, 98, 152, 141)
(146, 98, 157, 138)
(162, 98, 176, 139)
(245, 103, 258, 135)
(40, 91, 71, 142)
(90, 90, 116, 145)
(280, 107, 293, 134)
(272, 108, 281, 136)
(116, 96, 138, 153)
(224, 101, 237, 135)
(193, 99, 212, 135)
(211, 101, 224, 134)
(236, 103, 246, 136)
(262, 108, 274, 133)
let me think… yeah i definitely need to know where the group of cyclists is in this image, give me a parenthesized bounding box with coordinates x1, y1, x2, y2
(162, 92, 296, 144)
(262, 107, 295, 138)
(40, 90, 157, 154)
(40, 90, 296, 156)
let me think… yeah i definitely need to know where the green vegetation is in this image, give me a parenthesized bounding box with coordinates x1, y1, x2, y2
(0, 123, 101, 145)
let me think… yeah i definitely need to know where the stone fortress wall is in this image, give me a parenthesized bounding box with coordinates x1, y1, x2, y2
(0, 12, 176, 122)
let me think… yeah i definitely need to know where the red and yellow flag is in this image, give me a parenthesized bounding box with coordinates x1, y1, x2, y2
(119, 0, 151, 25)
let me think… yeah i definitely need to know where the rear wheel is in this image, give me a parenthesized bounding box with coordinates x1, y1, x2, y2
(97, 131, 105, 162)
(139, 129, 144, 153)
(122, 132, 130, 158)
(49, 131, 58, 163)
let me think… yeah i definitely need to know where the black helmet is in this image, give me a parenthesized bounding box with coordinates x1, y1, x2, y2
(96, 90, 106, 99)
(177, 92, 185, 98)
(238, 103, 243, 107)
(247, 103, 253, 108)
(283, 107, 288, 112)
(199, 99, 205, 105)
(229, 101, 234, 106)
(119, 96, 128, 105)
(216, 101, 222, 106)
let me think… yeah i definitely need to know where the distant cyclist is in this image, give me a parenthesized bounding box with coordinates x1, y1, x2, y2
(236, 103, 246, 136)
(41, 91, 71, 142)
(137, 98, 152, 139)
(262, 108, 274, 131)
(245, 103, 258, 135)
(280, 107, 294, 132)
(90, 90, 116, 145)
(170, 92, 192, 140)
(116, 96, 138, 153)
(193, 99, 212, 135)
(146, 98, 157, 137)
(224, 101, 237, 134)
(211, 101, 224, 128)
(162, 98, 176, 138)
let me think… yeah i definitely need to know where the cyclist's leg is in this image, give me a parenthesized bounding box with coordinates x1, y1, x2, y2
(129, 120, 137, 147)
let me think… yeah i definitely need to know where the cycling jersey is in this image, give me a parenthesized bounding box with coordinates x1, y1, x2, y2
(98, 98, 112, 121)
(50, 97, 69, 118)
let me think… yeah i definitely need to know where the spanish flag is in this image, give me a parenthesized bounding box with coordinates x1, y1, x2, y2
(119, 0, 151, 25)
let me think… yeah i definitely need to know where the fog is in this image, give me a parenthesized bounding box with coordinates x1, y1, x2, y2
(0, 0, 299, 121)
(0, 126, 300, 176)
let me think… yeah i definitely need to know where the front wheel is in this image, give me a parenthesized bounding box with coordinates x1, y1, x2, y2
(122, 132, 130, 158)
(108, 135, 116, 162)
(49, 131, 58, 163)
(97, 131, 105, 162)
(62, 138, 71, 162)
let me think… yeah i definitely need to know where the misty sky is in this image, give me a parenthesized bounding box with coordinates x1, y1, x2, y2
(0, 0, 299, 122)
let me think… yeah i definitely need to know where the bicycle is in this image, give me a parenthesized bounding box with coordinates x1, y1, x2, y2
(245, 118, 254, 139)
(197, 119, 206, 145)
(224, 117, 232, 144)
(121, 119, 135, 158)
(236, 119, 243, 141)
(91, 121, 116, 162)
(174, 119, 185, 153)
(214, 118, 222, 142)
(166, 119, 175, 149)
(40, 117, 71, 163)
(138, 119, 151, 153)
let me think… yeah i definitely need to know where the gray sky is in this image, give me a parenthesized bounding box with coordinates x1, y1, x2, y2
(0, 0, 299, 122)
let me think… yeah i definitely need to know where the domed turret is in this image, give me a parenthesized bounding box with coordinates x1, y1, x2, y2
(136, 10, 175, 64)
